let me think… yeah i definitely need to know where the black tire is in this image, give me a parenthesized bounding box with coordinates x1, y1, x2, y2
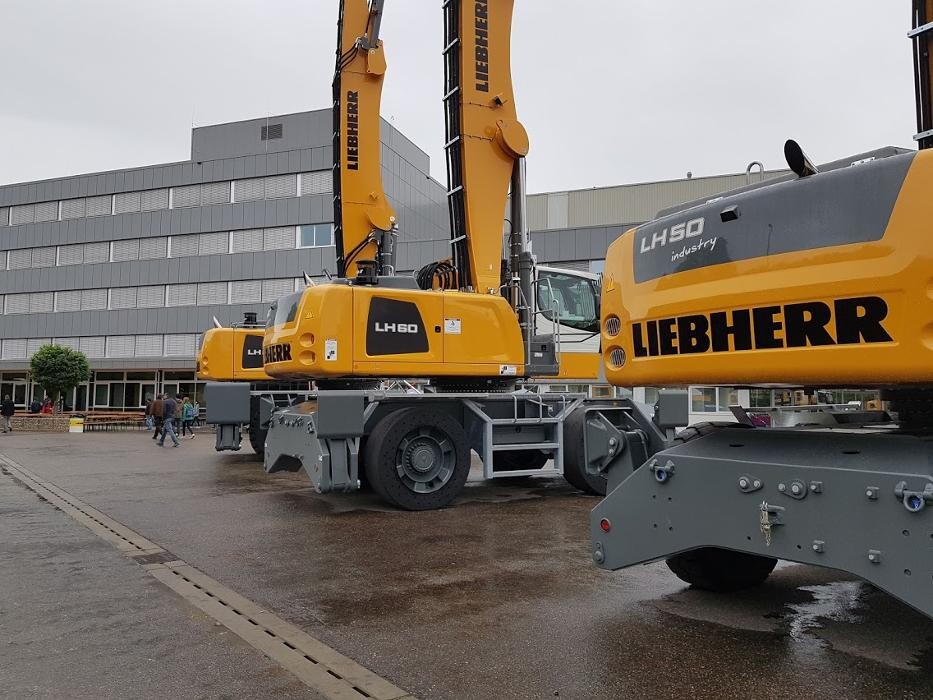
(492, 449, 549, 472)
(666, 548, 778, 592)
(363, 408, 470, 511)
(248, 397, 266, 459)
(562, 407, 608, 496)
(666, 421, 774, 591)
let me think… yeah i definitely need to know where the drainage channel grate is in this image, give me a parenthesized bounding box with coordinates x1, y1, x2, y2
(0, 455, 415, 700)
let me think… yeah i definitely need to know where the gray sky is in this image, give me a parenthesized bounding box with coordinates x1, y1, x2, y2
(0, 1, 917, 194)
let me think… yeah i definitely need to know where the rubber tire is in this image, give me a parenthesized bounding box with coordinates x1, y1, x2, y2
(363, 408, 471, 511)
(666, 548, 778, 592)
(492, 449, 549, 472)
(248, 397, 266, 459)
(666, 420, 775, 591)
(562, 406, 608, 496)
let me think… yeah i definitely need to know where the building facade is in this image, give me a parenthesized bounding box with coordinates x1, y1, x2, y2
(0, 110, 449, 410)
(1, 108, 803, 420)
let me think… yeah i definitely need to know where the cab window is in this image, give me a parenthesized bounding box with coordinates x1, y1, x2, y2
(537, 271, 599, 333)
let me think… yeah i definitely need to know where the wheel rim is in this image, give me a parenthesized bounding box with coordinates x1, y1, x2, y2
(394, 426, 456, 494)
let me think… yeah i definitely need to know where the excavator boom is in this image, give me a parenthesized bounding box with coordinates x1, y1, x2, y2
(334, 0, 397, 277)
(913, 0, 933, 149)
(443, 0, 528, 294)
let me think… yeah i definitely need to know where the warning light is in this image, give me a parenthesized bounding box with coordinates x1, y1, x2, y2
(599, 518, 612, 533)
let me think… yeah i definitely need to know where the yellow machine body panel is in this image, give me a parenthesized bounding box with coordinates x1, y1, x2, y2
(263, 284, 525, 380)
(196, 327, 270, 382)
(600, 149, 933, 388)
(548, 352, 601, 382)
(334, 0, 396, 277)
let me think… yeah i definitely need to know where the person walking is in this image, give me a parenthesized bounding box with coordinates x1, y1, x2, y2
(150, 394, 165, 441)
(144, 395, 154, 430)
(40, 396, 53, 414)
(181, 397, 196, 439)
(158, 394, 180, 447)
(1, 395, 14, 433)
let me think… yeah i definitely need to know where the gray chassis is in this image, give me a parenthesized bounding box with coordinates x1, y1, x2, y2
(262, 389, 605, 492)
(584, 403, 933, 619)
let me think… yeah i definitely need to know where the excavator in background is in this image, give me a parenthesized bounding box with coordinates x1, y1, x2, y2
(202, 0, 601, 465)
(584, 2, 933, 621)
(260, 0, 609, 509)
(197, 0, 398, 455)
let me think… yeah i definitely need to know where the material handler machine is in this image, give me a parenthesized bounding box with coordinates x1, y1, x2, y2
(206, 0, 603, 498)
(585, 1, 933, 620)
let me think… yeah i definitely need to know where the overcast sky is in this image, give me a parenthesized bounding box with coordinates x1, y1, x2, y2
(0, 1, 917, 194)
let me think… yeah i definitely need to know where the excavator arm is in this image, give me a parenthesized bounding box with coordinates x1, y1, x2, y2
(913, 0, 933, 149)
(442, 0, 529, 294)
(334, 0, 397, 277)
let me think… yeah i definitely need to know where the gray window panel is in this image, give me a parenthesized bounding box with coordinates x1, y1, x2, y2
(298, 224, 334, 248)
(109, 287, 137, 310)
(79, 336, 105, 358)
(262, 278, 295, 302)
(83, 242, 110, 264)
(111, 239, 140, 262)
(58, 244, 84, 266)
(164, 334, 197, 357)
(10, 204, 35, 225)
(300, 171, 332, 196)
(5, 294, 30, 314)
(106, 336, 136, 358)
(166, 284, 197, 307)
(170, 234, 199, 258)
(136, 285, 165, 308)
(201, 181, 230, 206)
(30, 292, 54, 314)
(81, 288, 108, 311)
(55, 290, 82, 312)
(27, 338, 50, 356)
(231, 228, 263, 253)
(35, 201, 59, 223)
(234, 178, 264, 202)
(229, 280, 262, 304)
(264, 174, 297, 199)
(263, 226, 295, 251)
(138, 237, 168, 260)
(53, 337, 80, 351)
(197, 282, 228, 306)
(31, 247, 57, 268)
(134, 335, 163, 357)
(140, 188, 169, 211)
(60, 198, 87, 220)
(1, 339, 27, 360)
(0, 206, 9, 226)
(114, 191, 142, 214)
(0, 294, 3, 314)
(6, 249, 28, 271)
(86, 195, 112, 217)
(172, 184, 200, 208)
(198, 232, 228, 256)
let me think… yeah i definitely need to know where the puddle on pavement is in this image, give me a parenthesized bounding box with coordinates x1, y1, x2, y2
(654, 564, 933, 671)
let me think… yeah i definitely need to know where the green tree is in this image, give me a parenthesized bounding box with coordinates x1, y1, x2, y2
(29, 345, 91, 412)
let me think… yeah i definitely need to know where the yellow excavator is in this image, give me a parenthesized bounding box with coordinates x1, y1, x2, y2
(201, 0, 600, 462)
(586, 1, 933, 621)
(260, 0, 610, 509)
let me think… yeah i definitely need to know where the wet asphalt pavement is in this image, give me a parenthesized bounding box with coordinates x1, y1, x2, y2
(1, 431, 932, 699)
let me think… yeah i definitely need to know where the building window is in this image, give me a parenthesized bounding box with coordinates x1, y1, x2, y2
(691, 387, 739, 413)
(300, 171, 332, 196)
(298, 224, 334, 248)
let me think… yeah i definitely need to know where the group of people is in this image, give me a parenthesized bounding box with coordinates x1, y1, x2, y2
(145, 394, 198, 447)
(1, 394, 56, 433)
